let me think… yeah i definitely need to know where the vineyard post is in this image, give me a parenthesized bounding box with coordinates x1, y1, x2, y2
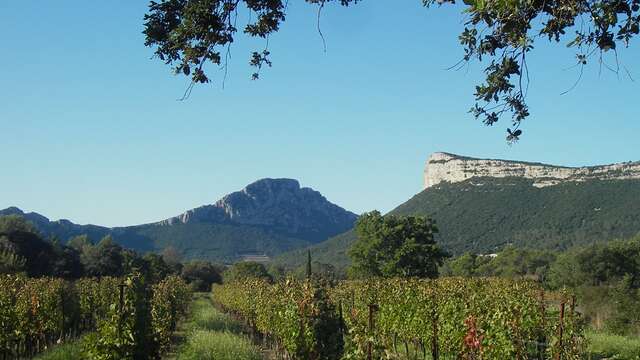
(306, 249, 312, 280)
(60, 290, 65, 341)
(367, 303, 378, 360)
(555, 301, 565, 360)
(351, 290, 355, 310)
(570, 294, 576, 353)
(570, 295, 576, 318)
(431, 296, 439, 360)
(538, 289, 546, 359)
(88, 292, 94, 330)
(118, 282, 126, 343)
(339, 300, 344, 336)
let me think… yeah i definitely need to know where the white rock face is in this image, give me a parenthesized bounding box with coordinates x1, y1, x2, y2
(424, 152, 640, 189)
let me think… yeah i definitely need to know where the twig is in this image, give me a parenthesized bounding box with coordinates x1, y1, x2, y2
(317, 1, 327, 53)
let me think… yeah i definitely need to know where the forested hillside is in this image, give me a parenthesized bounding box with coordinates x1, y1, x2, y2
(277, 178, 640, 269)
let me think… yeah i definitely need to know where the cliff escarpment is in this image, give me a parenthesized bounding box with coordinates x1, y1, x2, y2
(424, 152, 640, 189)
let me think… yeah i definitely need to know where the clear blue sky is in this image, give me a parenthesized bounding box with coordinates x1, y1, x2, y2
(1, 1, 638, 227)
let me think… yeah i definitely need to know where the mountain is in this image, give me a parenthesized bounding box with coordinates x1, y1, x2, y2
(0, 207, 112, 243)
(157, 178, 357, 243)
(1, 178, 358, 262)
(276, 153, 640, 270)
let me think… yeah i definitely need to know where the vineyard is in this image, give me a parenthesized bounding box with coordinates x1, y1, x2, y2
(213, 277, 585, 360)
(0, 273, 190, 359)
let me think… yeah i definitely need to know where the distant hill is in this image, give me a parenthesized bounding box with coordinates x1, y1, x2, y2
(0, 207, 113, 244)
(1, 178, 357, 262)
(276, 153, 640, 270)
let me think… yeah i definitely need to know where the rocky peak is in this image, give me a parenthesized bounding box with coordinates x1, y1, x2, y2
(424, 152, 640, 189)
(217, 178, 304, 219)
(159, 178, 358, 242)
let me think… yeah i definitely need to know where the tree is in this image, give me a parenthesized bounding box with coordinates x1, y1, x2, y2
(161, 246, 182, 268)
(143, 0, 639, 141)
(0, 215, 37, 234)
(50, 242, 84, 279)
(142, 253, 174, 284)
(348, 211, 448, 278)
(0, 246, 26, 274)
(67, 234, 93, 252)
(294, 261, 340, 281)
(475, 246, 557, 280)
(82, 235, 126, 277)
(267, 263, 287, 282)
(223, 261, 273, 283)
(547, 236, 640, 288)
(0, 230, 56, 277)
(443, 252, 486, 277)
(181, 260, 223, 291)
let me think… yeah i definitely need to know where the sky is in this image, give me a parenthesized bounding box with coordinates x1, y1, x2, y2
(1, 1, 639, 227)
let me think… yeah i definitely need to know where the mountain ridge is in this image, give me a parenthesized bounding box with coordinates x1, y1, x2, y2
(1, 178, 357, 262)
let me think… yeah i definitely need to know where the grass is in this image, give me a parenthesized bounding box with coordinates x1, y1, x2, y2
(176, 329, 261, 360)
(171, 293, 261, 360)
(586, 330, 640, 360)
(189, 296, 243, 334)
(33, 340, 85, 360)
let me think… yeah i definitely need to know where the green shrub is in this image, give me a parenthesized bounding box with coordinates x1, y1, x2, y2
(586, 330, 640, 360)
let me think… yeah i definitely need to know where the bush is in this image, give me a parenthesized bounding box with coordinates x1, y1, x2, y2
(223, 261, 272, 284)
(586, 330, 640, 360)
(181, 261, 223, 291)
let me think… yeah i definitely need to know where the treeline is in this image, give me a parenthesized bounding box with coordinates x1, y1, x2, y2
(0, 215, 222, 291)
(442, 235, 640, 336)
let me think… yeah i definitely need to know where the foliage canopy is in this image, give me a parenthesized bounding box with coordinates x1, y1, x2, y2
(144, 0, 639, 141)
(348, 211, 448, 278)
(223, 260, 273, 283)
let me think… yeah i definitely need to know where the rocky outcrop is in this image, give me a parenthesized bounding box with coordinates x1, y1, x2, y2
(424, 152, 640, 189)
(159, 178, 358, 242)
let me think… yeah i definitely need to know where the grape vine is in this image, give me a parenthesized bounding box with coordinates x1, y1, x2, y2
(213, 277, 585, 359)
(0, 273, 191, 359)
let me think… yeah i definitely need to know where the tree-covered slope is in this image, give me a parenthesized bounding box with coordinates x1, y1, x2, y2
(127, 222, 311, 263)
(276, 178, 640, 269)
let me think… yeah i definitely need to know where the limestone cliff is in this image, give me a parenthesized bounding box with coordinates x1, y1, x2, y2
(424, 152, 640, 189)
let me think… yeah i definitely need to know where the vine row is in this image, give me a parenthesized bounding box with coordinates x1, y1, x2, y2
(213, 277, 584, 359)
